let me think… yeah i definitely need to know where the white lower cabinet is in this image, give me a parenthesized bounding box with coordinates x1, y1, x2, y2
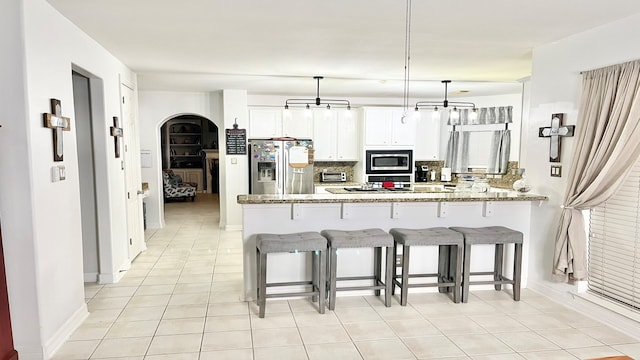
(172, 169, 203, 192)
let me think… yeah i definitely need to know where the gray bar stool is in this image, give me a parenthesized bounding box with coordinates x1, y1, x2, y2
(389, 227, 464, 305)
(450, 226, 523, 303)
(256, 232, 327, 318)
(321, 229, 394, 310)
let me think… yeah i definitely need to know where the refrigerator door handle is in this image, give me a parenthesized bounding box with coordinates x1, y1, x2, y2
(277, 145, 285, 194)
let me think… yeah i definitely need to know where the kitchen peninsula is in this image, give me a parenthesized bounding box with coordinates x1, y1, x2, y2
(237, 190, 547, 302)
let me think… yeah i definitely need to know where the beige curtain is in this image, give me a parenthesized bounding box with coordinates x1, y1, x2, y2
(554, 60, 640, 281)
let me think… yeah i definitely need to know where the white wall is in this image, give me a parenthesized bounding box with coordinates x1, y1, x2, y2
(138, 91, 215, 228)
(524, 13, 640, 316)
(0, 0, 137, 357)
(0, 0, 43, 354)
(220, 90, 249, 230)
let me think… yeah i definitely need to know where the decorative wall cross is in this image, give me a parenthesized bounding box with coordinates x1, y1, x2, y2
(43, 99, 71, 162)
(110, 116, 124, 158)
(539, 113, 575, 162)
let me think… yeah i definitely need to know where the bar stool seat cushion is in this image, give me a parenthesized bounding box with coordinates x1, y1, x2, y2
(321, 228, 393, 248)
(450, 226, 523, 245)
(389, 227, 463, 246)
(256, 232, 327, 253)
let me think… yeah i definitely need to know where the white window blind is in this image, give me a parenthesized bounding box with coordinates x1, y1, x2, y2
(589, 159, 640, 310)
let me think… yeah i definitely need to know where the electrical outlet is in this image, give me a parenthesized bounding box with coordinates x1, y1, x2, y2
(396, 254, 402, 266)
(551, 165, 562, 177)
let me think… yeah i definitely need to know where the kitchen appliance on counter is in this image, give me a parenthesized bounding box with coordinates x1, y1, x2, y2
(320, 171, 346, 183)
(365, 149, 413, 174)
(366, 175, 412, 189)
(415, 165, 430, 182)
(441, 167, 452, 182)
(248, 138, 314, 195)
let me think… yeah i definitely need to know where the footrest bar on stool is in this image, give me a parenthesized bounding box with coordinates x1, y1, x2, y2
(334, 285, 386, 291)
(266, 281, 314, 287)
(265, 290, 319, 299)
(467, 278, 513, 286)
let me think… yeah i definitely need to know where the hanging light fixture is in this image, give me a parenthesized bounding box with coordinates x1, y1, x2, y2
(283, 76, 351, 119)
(400, 0, 413, 123)
(414, 80, 478, 122)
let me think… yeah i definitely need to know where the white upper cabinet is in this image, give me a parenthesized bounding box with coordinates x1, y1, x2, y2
(364, 107, 416, 147)
(312, 109, 358, 161)
(248, 108, 281, 138)
(248, 107, 313, 138)
(414, 112, 441, 160)
(282, 109, 314, 138)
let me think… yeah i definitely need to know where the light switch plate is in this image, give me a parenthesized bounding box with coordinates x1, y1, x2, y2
(551, 165, 562, 177)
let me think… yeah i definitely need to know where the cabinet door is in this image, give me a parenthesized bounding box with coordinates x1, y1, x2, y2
(249, 108, 281, 138)
(364, 108, 391, 146)
(312, 110, 337, 161)
(414, 115, 441, 160)
(390, 109, 417, 146)
(185, 170, 203, 192)
(336, 112, 359, 160)
(283, 109, 314, 138)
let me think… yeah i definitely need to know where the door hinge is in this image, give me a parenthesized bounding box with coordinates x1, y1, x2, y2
(127, 192, 130, 199)
(122, 96, 125, 104)
(129, 238, 132, 245)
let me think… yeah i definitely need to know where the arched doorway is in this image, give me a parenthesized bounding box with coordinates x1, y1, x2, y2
(159, 114, 219, 202)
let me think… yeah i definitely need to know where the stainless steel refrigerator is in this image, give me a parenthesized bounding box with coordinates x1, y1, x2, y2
(248, 138, 314, 195)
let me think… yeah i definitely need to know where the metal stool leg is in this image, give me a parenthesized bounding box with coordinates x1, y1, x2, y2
(258, 251, 268, 318)
(494, 244, 504, 290)
(318, 250, 326, 313)
(462, 243, 471, 303)
(513, 243, 522, 301)
(329, 247, 338, 310)
(374, 247, 382, 297)
(453, 244, 463, 303)
(384, 245, 393, 307)
(400, 244, 410, 306)
(312, 251, 318, 303)
(438, 244, 451, 293)
(392, 242, 398, 296)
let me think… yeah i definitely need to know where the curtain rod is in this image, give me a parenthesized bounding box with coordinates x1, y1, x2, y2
(579, 59, 640, 74)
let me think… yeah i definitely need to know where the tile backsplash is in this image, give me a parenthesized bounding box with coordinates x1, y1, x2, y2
(314, 161, 357, 182)
(415, 160, 522, 189)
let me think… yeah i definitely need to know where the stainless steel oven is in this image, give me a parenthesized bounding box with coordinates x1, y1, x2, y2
(365, 149, 413, 174)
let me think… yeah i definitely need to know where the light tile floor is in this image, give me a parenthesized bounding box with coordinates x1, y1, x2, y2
(54, 193, 640, 360)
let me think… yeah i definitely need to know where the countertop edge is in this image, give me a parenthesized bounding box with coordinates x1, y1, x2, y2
(237, 193, 548, 204)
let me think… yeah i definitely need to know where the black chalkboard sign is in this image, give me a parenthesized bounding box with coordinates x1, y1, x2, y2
(225, 124, 247, 155)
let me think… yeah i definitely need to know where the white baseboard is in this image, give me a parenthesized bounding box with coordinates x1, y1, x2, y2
(528, 280, 640, 339)
(223, 224, 242, 231)
(13, 346, 43, 360)
(83, 272, 98, 282)
(44, 303, 89, 359)
(98, 268, 127, 284)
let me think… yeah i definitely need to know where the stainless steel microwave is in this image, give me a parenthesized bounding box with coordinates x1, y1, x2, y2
(365, 149, 413, 174)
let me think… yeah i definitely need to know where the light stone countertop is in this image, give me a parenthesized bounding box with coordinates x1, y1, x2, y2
(237, 189, 548, 204)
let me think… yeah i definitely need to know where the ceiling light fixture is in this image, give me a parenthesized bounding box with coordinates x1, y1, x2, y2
(400, 0, 413, 123)
(414, 80, 478, 122)
(283, 76, 351, 118)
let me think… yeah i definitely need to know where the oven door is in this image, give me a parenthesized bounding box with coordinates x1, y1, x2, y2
(366, 150, 413, 174)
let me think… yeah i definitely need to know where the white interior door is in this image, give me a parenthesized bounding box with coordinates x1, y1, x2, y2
(121, 82, 146, 260)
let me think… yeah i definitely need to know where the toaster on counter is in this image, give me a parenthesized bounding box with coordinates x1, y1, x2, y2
(320, 171, 347, 182)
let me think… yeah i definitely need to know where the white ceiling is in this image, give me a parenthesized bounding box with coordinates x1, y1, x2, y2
(49, 0, 640, 99)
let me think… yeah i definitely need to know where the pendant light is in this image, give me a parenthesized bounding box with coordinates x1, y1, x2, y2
(400, 0, 413, 123)
(414, 80, 478, 122)
(283, 76, 351, 119)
